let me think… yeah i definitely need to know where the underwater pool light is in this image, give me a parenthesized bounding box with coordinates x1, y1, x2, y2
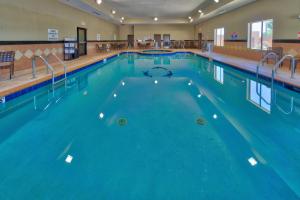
(99, 112, 104, 119)
(248, 157, 258, 166)
(121, 81, 125, 86)
(154, 80, 158, 84)
(113, 93, 117, 98)
(65, 155, 73, 164)
(213, 114, 218, 119)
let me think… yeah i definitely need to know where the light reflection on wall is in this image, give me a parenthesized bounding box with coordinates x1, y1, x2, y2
(246, 79, 271, 113)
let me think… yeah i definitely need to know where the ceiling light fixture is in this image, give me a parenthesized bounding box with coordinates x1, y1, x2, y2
(214, 0, 219, 3)
(121, 17, 125, 20)
(188, 16, 192, 19)
(96, 0, 102, 5)
(154, 17, 158, 21)
(112, 10, 116, 14)
(198, 10, 202, 13)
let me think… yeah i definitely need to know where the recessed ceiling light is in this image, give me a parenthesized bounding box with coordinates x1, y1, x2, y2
(121, 17, 125, 20)
(154, 17, 158, 21)
(198, 10, 202, 13)
(112, 10, 116, 14)
(214, 0, 219, 3)
(96, 0, 102, 5)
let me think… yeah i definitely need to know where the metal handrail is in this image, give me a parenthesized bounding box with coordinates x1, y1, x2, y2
(256, 52, 279, 77)
(46, 53, 67, 79)
(32, 55, 54, 86)
(272, 54, 295, 78)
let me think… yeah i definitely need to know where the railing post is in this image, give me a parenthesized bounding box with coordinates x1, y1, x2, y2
(291, 58, 295, 78)
(32, 57, 36, 79)
(45, 55, 49, 74)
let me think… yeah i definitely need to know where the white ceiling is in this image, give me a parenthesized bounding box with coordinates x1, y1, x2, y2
(103, 0, 206, 18)
(60, 0, 256, 24)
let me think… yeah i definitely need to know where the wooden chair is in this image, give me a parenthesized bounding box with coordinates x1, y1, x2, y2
(0, 51, 15, 79)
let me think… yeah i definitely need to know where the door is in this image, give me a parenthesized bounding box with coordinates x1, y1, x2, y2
(198, 33, 203, 49)
(154, 34, 161, 48)
(127, 35, 134, 48)
(163, 34, 171, 48)
(77, 27, 87, 56)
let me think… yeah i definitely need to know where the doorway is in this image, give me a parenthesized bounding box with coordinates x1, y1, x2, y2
(77, 27, 87, 56)
(127, 35, 134, 48)
(163, 34, 171, 48)
(154, 34, 161, 48)
(198, 33, 203, 49)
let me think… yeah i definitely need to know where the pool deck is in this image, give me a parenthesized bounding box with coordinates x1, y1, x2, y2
(0, 49, 300, 99)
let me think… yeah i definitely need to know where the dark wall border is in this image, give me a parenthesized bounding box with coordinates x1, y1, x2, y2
(0, 41, 64, 45)
(273, 39, 300, 43)
(225, 39, 300, 43)
(0, 40, 128, 45)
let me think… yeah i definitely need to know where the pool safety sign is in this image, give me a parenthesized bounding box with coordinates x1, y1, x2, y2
(48, 29, 59, 41)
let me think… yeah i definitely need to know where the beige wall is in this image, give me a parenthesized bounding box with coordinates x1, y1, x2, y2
(196, 0, 300, 40)
(118, 25, 134, 40)
(134, 24, 196, 41)
(0, 0, 119, 41)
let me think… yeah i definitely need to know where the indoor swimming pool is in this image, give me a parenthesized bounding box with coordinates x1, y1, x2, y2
(0, 52, 300, 199)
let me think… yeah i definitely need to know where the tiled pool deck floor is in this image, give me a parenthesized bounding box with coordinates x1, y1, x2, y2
(0, 49, 300, 98)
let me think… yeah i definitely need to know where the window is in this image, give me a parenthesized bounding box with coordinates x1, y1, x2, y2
(248, 19, 273, 50)
(214, 27, 224, 47)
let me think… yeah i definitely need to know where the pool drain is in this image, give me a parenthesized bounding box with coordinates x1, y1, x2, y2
(118, 118, 128, 126)
(196, 117, 206, 125)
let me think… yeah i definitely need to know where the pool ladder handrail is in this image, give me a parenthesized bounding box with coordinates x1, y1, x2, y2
(46, 53, 67, 81)
(272, 54, 296, 80)
(32, 54, 68, 88)
(32, 55, 55, 85)
(256, 52, 279, 78)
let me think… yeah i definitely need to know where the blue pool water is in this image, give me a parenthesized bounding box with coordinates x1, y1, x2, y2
(0, 53, 300, 199)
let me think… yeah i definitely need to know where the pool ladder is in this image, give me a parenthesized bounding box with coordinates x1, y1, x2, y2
(256, 52, 279, 78)
(32, 54, 67, 89)
(257, 53, 296, 85)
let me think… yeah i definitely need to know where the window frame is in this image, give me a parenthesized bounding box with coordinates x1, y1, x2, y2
(214, 27, 225, 47)
(247, 19, 273, 50)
